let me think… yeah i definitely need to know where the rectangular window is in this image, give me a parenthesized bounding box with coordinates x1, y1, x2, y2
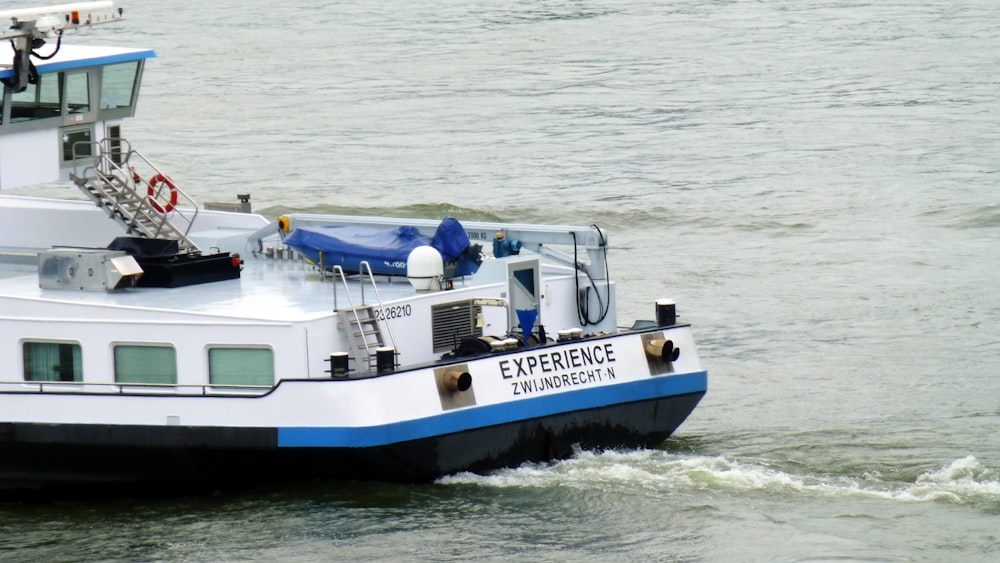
(100, 62, 139, 110)
(65, 72, 90, 115)
(62, 127, 93, 161)
(209, 348, 274, 386)
(114, 345, 177, 384)
(23, 341, 82, 382)
(10, 74, 60, 121)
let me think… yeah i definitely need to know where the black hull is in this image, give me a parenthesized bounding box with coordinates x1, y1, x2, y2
(0, 392, 703, 499)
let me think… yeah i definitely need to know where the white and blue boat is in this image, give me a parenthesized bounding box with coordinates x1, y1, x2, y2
(0, 2, 706, 497)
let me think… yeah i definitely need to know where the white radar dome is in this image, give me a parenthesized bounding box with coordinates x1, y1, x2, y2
(407, 246, 444, 292)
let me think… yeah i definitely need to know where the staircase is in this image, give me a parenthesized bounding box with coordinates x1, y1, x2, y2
(331, 262, 398, 375)
(70, 138, 200, 253)
(340, 305, 387, 373)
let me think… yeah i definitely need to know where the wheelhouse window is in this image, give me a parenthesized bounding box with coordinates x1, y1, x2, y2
(3, 58, 145, 133)
(100, 61, 139, 110)
(23, 341, 82, 382)
(114, 345, 177, 384)
(64, 71, 90, 116)
(209, 348, 274, 386)
(9, 73, 61, 122)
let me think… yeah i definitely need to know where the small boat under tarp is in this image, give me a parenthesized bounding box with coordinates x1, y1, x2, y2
(284, 216, 483, 277)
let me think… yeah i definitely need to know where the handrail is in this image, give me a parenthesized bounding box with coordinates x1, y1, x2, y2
(330, 264, 378, 366)
(121, 145, 200, 236)
(360, 261, 397, 352)
(331, 264, 360, 312)
(0, 379, 272, 397)
(328, 262, 398, 371)
(70, 137, 201, 253)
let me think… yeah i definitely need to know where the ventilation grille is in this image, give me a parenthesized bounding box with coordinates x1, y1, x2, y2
(432, 300, 483, 352)
(108, 125, 122, 165)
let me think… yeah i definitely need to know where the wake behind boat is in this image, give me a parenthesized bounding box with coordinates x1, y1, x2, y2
(0, 2, 706, 497)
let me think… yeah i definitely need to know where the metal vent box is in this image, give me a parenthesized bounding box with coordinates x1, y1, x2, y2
(38, 248, 143, 291)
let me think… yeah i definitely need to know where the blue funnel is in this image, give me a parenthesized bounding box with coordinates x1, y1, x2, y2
(516, 309, 538, 336)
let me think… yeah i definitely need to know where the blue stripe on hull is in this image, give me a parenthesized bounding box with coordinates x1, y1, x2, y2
(278, 370, 707, 448)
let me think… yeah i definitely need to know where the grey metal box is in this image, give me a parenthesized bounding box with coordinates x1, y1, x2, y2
(38, 248, 143, 291)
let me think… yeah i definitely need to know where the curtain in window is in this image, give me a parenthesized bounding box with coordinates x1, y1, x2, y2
(209, 348, 274, 386)
(115, 346, 177, 384)
(23, 342, 82, 382)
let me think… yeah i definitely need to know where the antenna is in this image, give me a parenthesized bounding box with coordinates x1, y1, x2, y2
(1, 1, 124, 92)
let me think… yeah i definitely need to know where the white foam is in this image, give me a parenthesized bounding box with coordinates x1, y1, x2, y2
(437, 450, 1000, 506)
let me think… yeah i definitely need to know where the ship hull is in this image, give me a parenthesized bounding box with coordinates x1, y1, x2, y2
(0, 390, 703, 496)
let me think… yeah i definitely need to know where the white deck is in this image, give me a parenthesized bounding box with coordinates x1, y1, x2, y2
(0, 189, 617, 384)
(0, 195, 600, 327)
(0, 194, 340, 322)
(0, 256, 412, 322)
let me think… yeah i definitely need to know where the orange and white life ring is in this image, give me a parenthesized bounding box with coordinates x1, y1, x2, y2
(147, 173, 178, 213)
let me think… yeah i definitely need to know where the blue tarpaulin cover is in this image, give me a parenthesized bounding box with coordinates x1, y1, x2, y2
(431, 217, 470, 261)
(284, 218, 481, 277)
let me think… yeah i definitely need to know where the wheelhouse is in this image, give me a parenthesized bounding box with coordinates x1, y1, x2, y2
(0, 44, 154, 189)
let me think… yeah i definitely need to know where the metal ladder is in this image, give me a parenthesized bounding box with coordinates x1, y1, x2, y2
(341, 304, 385, 373)
(70, 138, 200, 253)
(332, 262, 398, 374)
